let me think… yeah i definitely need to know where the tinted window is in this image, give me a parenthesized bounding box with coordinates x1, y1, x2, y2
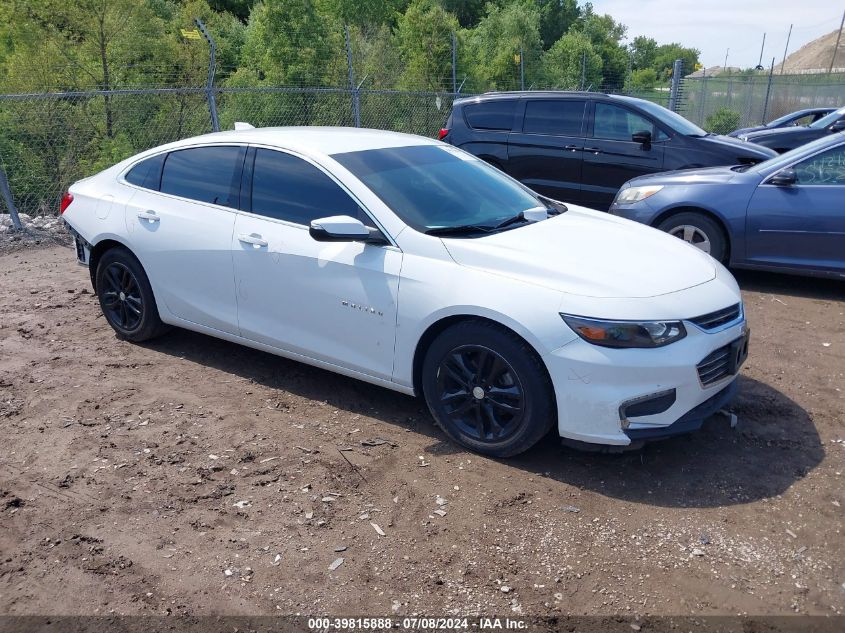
(464, 101, 516, 131)
(250, 149, 362, 225)
(594, 103, 661, 141)
(793, 146, 845, 185)
(809, 106, 845, 129)
(160, 146, 245, 207)
(332, 145, 545, 233)
(523, 100, 585, 136)
(125, 153, 166, 191)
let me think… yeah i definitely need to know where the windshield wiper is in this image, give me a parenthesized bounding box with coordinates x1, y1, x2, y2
(492, 211, 532, 230)
(424, 224, 496, 236)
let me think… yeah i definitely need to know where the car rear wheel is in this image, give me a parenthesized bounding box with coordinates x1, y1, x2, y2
(96, 247, 168, 342)
(422, 320, 555, 457)
(657, 212, 727, 263)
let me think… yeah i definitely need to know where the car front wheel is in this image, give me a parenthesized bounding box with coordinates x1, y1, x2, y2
(657, 212, 728, 263)
(422, 320, 555, 457)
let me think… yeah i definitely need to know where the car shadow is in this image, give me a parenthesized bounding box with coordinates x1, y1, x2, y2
(145, 330, 824, 510)
(734, 268, 845, 301)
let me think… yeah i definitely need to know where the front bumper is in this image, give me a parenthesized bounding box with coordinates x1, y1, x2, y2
(543, 316, 747, 446)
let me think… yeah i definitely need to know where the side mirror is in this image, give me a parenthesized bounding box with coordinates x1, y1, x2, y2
(829, 119, 845, 132)
(632, 130, 652, 147)
(309, 215, 387, 244)
(768, 168, 797, 187)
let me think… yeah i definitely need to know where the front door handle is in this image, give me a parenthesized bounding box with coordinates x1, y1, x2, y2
(137, 210, 160, 222)
(584, 147, 602, 154)
(238, 233, 268, 247)
(564, 145, 581, 151)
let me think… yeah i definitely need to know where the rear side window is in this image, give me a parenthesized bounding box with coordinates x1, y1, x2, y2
(464, 101, 516, 131)
(160, 146, 245, 207)
(125, 153, 166, 191)
(523, 100, 586, 136)
(249, 149, 362, 226)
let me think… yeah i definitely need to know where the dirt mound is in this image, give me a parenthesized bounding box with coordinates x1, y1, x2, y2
(781, 29, 845, 74)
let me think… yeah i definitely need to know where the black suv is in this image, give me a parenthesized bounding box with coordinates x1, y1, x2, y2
(440, 92, 777, 209)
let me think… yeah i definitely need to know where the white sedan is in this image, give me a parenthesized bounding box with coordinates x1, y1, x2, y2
(61, 126, 749, 457)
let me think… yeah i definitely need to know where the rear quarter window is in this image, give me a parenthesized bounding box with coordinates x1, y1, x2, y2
(464, 101, 516, 131)
(124, 153, 166, 191)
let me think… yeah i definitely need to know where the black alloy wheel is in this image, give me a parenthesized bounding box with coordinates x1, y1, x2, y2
(435, 345, 525, 443)
(100, 262, 144, 332)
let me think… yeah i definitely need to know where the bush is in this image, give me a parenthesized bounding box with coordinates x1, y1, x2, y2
(705, 108, 741, 135)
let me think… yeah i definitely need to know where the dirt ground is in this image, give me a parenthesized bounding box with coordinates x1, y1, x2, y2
(0, 242, 843, 618)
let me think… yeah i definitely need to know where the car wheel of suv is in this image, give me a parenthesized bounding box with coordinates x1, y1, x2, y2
(422, 320, 555, 457)
(657, 212, 727, 263)
(96, 247, 168, 342)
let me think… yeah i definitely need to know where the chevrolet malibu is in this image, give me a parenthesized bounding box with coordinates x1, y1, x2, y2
(61, 126, 748, 457)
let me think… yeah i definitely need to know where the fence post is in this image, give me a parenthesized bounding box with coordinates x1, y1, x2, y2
(194, 19, 220, 133)
(0, 164, 23, 231)
(761, 57, 775, 124)
(344, 26, 360, 127)
(698, 69, 707, 124)
(519, 47, 525, 90)
(451, 33, 457, 96)
(668, 59, 684, 112)
(580, 51, 587, 90)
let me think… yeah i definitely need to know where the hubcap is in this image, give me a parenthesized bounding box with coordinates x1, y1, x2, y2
(101, 263, 144, 331)
(668, 224, 711, 254)
(435, 345, 525, 443)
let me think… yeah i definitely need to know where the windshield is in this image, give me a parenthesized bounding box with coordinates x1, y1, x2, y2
(332, 144, 547, 233)
(750, 133, 844, 174)
(809, 107, 845, 129)
(629, 98, 708, 137)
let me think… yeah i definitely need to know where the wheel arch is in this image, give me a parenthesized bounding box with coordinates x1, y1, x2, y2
(88, 235, 135, 293)
(651, 205, 732, 263)
(410, 314, 555, 406)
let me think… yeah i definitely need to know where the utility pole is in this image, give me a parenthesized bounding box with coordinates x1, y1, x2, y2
(723, 48, 729, 71)
(829, 9, 845, 74)
(780, 24, 793, 75)
(451, 32, 457, 95)
(194, 18, 219, 133)
(755, 32, 766, 70)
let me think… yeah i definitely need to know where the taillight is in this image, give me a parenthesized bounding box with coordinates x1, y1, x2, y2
(438, 128, 449, 140)
(60, 192, 74, 214)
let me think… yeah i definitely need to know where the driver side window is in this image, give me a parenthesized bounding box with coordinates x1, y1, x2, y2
(593, 103, 668, 141)
(793, 147, 845, 186)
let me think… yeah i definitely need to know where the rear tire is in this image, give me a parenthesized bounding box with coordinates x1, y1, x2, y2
(657, 212, 728, 263)
(422, 320, 555, 457)
(95, 246, 168, 342)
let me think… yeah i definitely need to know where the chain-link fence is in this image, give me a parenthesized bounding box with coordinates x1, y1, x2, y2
(1, 20, 843, 226)
(680, 70, 845, 133)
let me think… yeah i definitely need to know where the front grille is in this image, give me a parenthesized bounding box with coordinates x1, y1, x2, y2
(697, 344, 733, 386)
(690, 303, 741, 331)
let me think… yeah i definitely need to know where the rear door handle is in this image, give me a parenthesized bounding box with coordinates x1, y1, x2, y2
(137, 210, 160, 222)
(564, 145, 581, 151)
(238, 233, 268, 247)
(584, 147, 602, 154)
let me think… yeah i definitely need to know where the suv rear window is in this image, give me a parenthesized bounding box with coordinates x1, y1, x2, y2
(464, 101, 516, 131)
(523, 100, 586, 136)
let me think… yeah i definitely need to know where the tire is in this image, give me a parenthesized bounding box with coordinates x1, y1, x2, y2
(95, 246, 168, 342)
(421, 320, 556, 457)
(656, 212, 728, 263)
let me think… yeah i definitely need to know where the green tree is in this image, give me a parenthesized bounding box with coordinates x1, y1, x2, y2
(630, 35, 658, 71)
(705, 107, 740, 135)
(438, 0, 486, 28)
(572, 5, 628, 89)
(542, 30, 601, 89)
(397, 0, 459, 91)
(626, 67, 657, 92)
(653, 43, 700, 80)
(464, 0, 542, 90)
(538, 0, 580, 51)
(319, 0, 408, 28)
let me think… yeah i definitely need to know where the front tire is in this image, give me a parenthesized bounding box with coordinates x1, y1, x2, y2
(657, 212, 728, 263)
(95, 247, 167, 342)
(422, 320, 555, 457)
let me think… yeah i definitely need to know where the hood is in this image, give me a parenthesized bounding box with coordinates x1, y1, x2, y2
(699, 133, 778, 158)
(441, 207, 716, 299)
(741, 126, 814, 142)
(729, 125, 766, 137)
(627, 164, 744, 186)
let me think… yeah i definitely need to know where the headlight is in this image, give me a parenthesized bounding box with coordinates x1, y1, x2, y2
(614, 185, 663, 205)
(561, 314, 687, 348)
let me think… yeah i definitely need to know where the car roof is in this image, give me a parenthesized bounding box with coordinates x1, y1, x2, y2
(149, 126, 439, 158)
(453, 90, 648, 107)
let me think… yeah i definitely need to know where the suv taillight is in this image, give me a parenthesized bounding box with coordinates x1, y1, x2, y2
(438, 128, 449, 140)
(60, 192, 74, 214)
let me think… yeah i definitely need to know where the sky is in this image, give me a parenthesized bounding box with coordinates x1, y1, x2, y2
(590, 0, 844, 69)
